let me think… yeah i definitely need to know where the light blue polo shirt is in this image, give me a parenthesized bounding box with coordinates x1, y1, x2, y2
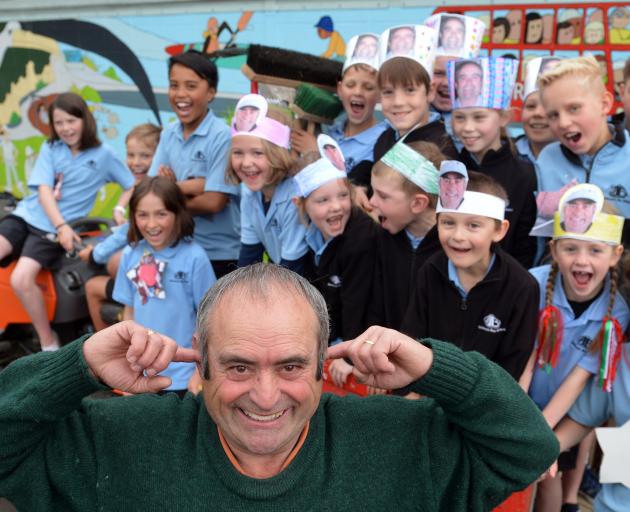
(92, 223, 129, 265)
(515, 136, 537, 165)
(113, 239, 216, 390)
(240, 178, 308, 263)
(149, 109, 240, 260)
(569, 343, 630, 512)
(528, 265, 630, 410)
(305, 223, 334, 266)
(447, 253, 496, 299)
(13, 141, 134, 233)
(327, 116, 387, 172)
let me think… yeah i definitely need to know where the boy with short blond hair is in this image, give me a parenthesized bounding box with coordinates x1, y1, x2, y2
(537, 55, 630, 244)
(402, 170, 539, 380)
(367, 140, 446, 329)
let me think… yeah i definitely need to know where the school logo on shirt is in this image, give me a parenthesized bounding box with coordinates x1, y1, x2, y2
(478, 314, 506, 334)
(327, 275, 342, 288)
(170, 270, 189, 284)
(608, 184, 628, 200)
(570, 335, 592, 353)
(192, 151, 206, 162)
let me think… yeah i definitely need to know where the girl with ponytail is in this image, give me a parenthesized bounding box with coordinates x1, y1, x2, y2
(521, 183, 629, 512)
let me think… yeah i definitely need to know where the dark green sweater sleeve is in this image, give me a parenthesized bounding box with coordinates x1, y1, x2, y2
(411, 339, 559, 511)
(0, 339, 104, 511)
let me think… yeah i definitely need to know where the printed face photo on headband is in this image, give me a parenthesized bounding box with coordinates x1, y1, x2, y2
(234, 106, 260, 132)
(353, 34, 379, 59)
(439, 15, 466, 53)
(561, 198, 597, 234)
(439, 172, 467, 209)
(454, 59, 484, 108)
(387, 26, 416, 57)
(538, 56, 561, 77)
(232, 94, 268, 133)
(317, 134, 346, 171)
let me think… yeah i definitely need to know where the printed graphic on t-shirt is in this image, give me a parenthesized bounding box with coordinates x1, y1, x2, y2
(570, 335, 592, 353)
(127, 251, 167, 305)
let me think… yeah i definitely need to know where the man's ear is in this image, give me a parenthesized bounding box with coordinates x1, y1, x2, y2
(291, 196, 300, 206)
(192, 333, 204, 379)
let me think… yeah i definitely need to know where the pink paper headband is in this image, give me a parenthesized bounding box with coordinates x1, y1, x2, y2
(231, 117, 291, 149)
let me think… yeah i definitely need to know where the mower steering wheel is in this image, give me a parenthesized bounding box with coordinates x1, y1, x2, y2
(69, 217, 116, 236)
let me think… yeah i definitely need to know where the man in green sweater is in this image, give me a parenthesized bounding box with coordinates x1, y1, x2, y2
(0, 263, 557, 511)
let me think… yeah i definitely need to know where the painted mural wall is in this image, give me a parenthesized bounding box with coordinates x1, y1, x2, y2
(1, 3, 630, 214)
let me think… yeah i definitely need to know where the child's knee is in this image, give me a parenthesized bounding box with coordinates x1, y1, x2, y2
(10, 265, 38, 292)
(85, 276, 105, 298)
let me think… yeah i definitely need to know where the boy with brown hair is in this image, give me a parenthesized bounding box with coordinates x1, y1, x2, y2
(402, 170, 539, 380)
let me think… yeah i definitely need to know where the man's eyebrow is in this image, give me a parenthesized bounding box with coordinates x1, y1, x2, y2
(217, 355, 311, 366)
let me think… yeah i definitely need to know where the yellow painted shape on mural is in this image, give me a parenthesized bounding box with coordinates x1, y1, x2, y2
(11, 29, 60, 56)
(0, 60, 53, 126)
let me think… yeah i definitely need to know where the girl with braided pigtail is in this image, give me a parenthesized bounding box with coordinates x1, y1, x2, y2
(520, 184, 629, 512)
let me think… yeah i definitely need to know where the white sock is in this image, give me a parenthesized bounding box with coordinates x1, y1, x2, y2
(42, 343, 60, 352)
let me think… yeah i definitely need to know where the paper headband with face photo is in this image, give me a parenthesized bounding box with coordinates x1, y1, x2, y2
(343, 33, 380, 73)
(317, 134, 346, 172)
(424, 13, 485, 59)
(437, 160, 469, 210)
(523, 56, 562, 99)
(436, 162, 505, 220)
(380, 138, 439, 194)
(231, 94, 291, 149)
(379, 25, 437, 77)
(447, 57, 518, 110)
(293, 158, 347, 198)
(553, 184, 623, 244)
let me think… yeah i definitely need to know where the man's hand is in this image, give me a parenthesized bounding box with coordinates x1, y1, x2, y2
(157, 165, 177, 183)
(327, 326, 433, 390)
(82, 321, 200, 393)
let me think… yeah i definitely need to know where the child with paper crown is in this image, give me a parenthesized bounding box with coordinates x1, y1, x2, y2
(372, 25, 458, 165)
(554, 306, 630, 512)
(291, 33, 387, 197)
(537, 55, 630, 247)
(515, 56, 561, 164)
(149, 51, 240, 279)
(423, 13, 485, 144)
(401, 163, 539, 380)
(227, 94, 309, 275)
(367, 138, 447, 330)
(520, 183, 629, 512)
(293, 137, 378, 386)
(448, 56, 538, 268)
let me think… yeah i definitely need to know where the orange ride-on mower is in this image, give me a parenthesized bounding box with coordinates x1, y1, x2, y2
(0, 194, 114, 367)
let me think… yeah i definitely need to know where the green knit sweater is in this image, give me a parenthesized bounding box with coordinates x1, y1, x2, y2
(0, 338, 558, 511)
